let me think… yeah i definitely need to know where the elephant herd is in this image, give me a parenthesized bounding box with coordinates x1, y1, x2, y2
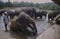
(48, 11, 60, 24)
(0, 8, 60, 37)
(0, 8, 48, 19)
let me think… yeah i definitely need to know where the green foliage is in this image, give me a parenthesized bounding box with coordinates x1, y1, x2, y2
(4, 2, 12, 7)
(38, 3, 60, 10)
(0, 1, 60, 10)
(0, 1, 4, 9)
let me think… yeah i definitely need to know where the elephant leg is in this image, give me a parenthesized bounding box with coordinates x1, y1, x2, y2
(35, 15, 37, 19)
(45, 15, 46, 19)
(40, 16, 42, 19)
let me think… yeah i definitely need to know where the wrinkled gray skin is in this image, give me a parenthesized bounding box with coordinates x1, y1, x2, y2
(10, 12, 37, 36)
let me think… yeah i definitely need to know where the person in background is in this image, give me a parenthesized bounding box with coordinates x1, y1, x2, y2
(3, 12, 10, 32)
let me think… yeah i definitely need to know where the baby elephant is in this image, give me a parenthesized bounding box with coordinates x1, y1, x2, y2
(10, 12, 37, 36)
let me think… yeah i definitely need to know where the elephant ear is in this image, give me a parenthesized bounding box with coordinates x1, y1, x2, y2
(52, 0, 60, 5)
